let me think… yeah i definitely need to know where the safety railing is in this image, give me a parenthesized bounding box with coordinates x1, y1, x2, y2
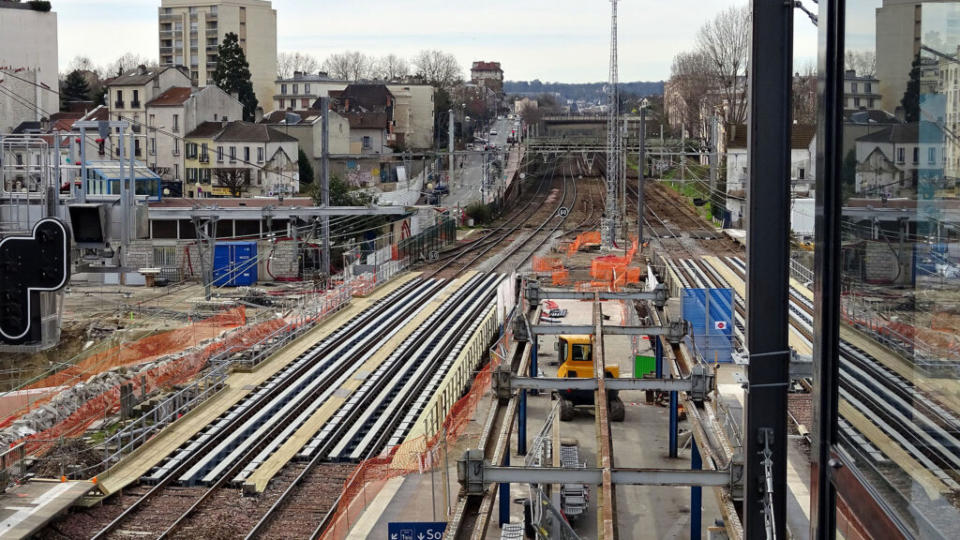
(0, 444, 26, 488)
(789, 258, 814, 285)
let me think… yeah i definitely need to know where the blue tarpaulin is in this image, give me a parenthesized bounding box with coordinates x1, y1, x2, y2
(681, 288, 734, 363)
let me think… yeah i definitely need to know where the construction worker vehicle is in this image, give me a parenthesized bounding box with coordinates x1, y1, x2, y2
(555, 335, 626, 422)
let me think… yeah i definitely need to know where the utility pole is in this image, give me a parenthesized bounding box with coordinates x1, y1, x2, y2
(320, 97, 331, 283)
(448, 109, 455, 188)
(603, 0, 621, 250)
(638, 107, 646, 243)
(709, 115, 718, 221)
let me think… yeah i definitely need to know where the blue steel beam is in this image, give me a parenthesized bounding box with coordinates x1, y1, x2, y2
(669, 390, 678, 458)
(691, 439, 702, 540)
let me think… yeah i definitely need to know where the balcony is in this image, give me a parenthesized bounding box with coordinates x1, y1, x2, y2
(199, 154, 209, 163)
(114, 100, 124, 108)
(160, 47, 173, 54)
(206, 44, 218, 51)
(132, 124, 141, 133)
(131, 100, 141, 109)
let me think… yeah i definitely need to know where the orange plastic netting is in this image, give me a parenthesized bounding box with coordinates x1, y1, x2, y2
(532, 256, 563, 273)
(15, 316, 288, 456)
(320, 322, 515, 539)
(567, 231, 602, 256)
(0, 308, 247, 431)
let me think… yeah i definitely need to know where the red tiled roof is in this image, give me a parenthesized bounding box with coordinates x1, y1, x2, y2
(146, 87, 193, 107)
(472, 61, 501, 72)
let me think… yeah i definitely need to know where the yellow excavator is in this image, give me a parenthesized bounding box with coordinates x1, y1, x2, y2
(555, 335, 625, 422)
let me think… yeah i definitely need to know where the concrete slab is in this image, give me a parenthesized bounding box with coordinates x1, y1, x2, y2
(96, 273, 420, 495)
(0, 480, 93, 539)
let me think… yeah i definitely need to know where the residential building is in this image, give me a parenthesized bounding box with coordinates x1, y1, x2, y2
(274, 72, 347, 112)
(385, 84, 435, 149)
(105, 65, 192, 159)
(325, 84, 396, 152)
(843, 70, 882, 110)
(842, 108, 901, 160)
(183, 121, 298, 197)
(144, 85, 243, 183)
(854, 121, 944, 196)
(470, 61, 503, 94)
(725, 124, 817, 227)
(158, 0, 277, 113)
(258, 109, 350, 179)
(0, 1, 58, 133)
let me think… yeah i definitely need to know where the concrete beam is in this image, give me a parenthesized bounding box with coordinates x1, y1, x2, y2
(480, 466, 730, 487)
(147, 205, 410, 220)
(505, 376, 695, 393)
(529, 323, 687, 337)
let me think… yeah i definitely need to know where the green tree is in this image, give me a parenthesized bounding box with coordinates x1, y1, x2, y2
(900, 54, 921, 123)
(307, 174, 377, 206)
(61, 70, 90, 108)
(212, 32, 258, 121)
(298, 147, 315, 185)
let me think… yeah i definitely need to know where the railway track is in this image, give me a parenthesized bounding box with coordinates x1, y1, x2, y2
(74, 271, 506, 539)
(668, 255, 960, 497)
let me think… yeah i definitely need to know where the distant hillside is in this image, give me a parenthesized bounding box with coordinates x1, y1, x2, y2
(503, 80, 664, 102)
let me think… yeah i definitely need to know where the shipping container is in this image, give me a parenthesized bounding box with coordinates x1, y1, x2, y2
(213, 241, 258, 287)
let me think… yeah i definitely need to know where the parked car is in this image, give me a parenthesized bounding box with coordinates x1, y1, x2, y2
(490, 130, 498, 136)
(434, 183, 450, 195)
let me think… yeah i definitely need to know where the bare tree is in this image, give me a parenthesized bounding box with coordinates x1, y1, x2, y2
(695, 5, 750, 129)
(277, 52, 320, 78)
(667, 50, 714, 139)
(323, 51, 372, 81)
(66, 55, 96, 74)
(792, 62, 818, 124)
(845, 50, 876, 77)
(101, 52, 157, 78)
(412, 50, 462, 89)
(373, 54, 410, 81)
(214, 168, 251, 197)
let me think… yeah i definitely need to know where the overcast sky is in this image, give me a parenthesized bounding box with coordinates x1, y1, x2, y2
(54, 0, 818, 82)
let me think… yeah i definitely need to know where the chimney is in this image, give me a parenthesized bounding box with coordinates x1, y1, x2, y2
(293, 71, 303, 78)
(138, 64, 148, 75)
(255, 106, 263, 123)
(894, 106, 906, 122)
(40, 117, 49, 132)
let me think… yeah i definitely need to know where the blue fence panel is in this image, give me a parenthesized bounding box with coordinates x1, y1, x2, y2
(681, 288, 734, 363)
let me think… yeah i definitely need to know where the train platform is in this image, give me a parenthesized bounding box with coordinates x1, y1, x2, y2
(95, 273, 421, 496)
(0, 480, 93, 539)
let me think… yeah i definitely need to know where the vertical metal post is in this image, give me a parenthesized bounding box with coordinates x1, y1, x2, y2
(79, 127, 87, 203)
(448, 109, 455, 188)
(691, 438, 702, 540)
(518, 389, 527, 455)
(745, 0, 793, 538)
(119, 129, 129, 253)
(499, 451, 510, 526)
(709, 116, 718, 220)
(811, 0, 844, 537)
(530, 337, 538, 378)
(48, 133, 59, 217)
(320, 97, 331, 282)
(668, 389, 678, 458)
(638, 107, 646, 243)
(654, 336, 663, 378)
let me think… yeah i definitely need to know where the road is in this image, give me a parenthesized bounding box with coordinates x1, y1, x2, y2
(441, 117, 517, 210)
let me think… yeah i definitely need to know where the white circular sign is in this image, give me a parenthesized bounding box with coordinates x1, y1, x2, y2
(557, 207, 569, 217)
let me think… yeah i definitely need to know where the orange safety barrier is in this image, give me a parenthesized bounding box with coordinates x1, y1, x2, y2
(532, 256, 563, 273)
(567, 231, 602, 256)
(14, 316, 288, 457)
(551, 269, 570, 286)
(0, 307, 247, 430)
(320, 322, 515, 540)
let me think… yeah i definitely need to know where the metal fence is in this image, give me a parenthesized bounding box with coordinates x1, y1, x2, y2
(397, 217, 457, 263)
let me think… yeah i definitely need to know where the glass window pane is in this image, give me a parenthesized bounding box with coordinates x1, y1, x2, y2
(837, 2, 960, 537)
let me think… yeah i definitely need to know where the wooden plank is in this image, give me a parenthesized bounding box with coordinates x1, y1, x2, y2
(244, 273, 477, 493)
(96, 274, 419, 495)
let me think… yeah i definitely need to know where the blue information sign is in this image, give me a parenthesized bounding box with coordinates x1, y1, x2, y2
(388, 522, 447, 540)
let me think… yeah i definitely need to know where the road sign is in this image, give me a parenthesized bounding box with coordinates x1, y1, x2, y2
(388, 522, 447, 540)
(429, 250, 439, 261)
(714, 320, 727, 330)
(557, 207, 568, 217)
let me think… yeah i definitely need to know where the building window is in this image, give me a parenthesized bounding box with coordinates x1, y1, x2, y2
(229, 146, 236, 162)
(244, 146, 250, 163)
(279, 99, 284, 109)
(301, 98, 309, 108)
(115, 90, 124, 108)
(217, 146, 224, 162)
(153, 246, 177, 266)
(149, 114, 155, 127)
(854, 97, 861, 107)
(201, 143, 209, 162)
(292, 84, 298, 94)
(150, 138, 156, 155)
(257, 147, 264, 162)
(132, 90, 140, 107)
(174, 164, 179, 179)
(864, 82, 871, 93)
(173, 114, 179, 132)
(798, 168, 805, 180)
(913, 147, 919, 163)
(897, 147, 904, 163)
(362, 136, 372, 149)
(281, 84, 287, 95)
(929, 147, 936, 164)
(305, 83, 311, 93)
